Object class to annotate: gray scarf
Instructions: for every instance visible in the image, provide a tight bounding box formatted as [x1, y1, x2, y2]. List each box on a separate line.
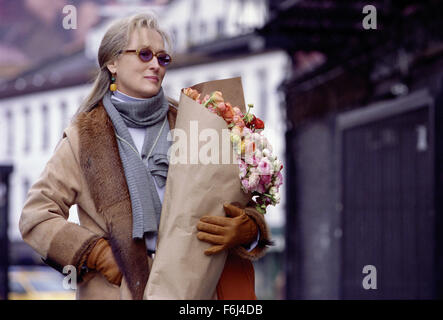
[102, 88, 170, 239]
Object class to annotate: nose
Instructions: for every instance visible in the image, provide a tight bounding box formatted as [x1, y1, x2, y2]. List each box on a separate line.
[148, 56, 161, 72]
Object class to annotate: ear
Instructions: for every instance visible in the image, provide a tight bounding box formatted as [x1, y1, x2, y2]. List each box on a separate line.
[106, 59, 118, 75]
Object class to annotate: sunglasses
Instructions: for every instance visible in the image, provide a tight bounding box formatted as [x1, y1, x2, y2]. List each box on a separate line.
[118, 47, 172, 67]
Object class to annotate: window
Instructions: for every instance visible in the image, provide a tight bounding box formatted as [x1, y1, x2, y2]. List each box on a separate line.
[186, 21, 192, 47]
[170, 27, 178, 48]
[5, 109, 13, 156]
[23, 107, 31, 154]
[23, 177, 30, 204]
[257, 68, 268, 121]
[60, 101, 68, 136]
[199, 21, 207, 42]
[217, 18, 225, 37]
[41, 104, 49, 151]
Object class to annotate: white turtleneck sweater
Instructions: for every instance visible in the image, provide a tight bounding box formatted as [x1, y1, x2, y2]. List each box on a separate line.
[112, 90, 259, 254]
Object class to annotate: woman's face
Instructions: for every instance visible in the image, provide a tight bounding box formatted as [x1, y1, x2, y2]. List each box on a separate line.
[107, 28, 167, 98]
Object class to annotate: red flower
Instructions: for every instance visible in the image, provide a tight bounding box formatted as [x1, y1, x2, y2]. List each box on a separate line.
[254, 117, 264, 129]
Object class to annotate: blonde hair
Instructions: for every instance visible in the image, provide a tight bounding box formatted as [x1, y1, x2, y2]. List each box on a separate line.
[74, 12, 173, 116]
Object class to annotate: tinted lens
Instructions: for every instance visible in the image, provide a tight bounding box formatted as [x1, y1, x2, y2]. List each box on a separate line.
[139, 48, 154, 62]
[157, 53, 171, 66]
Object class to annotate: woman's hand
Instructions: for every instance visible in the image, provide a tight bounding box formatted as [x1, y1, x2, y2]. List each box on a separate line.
[86, 238, 123, 286]
[196, 203, 258, 256]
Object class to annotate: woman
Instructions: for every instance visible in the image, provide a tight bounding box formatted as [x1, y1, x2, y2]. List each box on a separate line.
[19, 13, 271, 300]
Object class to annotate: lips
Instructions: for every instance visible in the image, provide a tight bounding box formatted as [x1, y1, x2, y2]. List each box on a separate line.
[144, 76, 159, 82]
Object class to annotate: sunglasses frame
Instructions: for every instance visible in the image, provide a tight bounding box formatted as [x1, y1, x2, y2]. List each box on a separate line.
[118, 47, 172, 66]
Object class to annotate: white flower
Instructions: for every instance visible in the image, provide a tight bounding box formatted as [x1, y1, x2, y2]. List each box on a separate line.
[273, 193, 281, 204]
[249, 167, 257, 175]
[252, 133, 262, 149]
[230, 133, 241, 144]
[269, 186, 278, 195]
[242, 127, 253, 138]
[248, 172, 260, 189]
[253, 132, 261, 140]
[257, 136, 269, 150]
[262, 148, 271, 158]
[231, 125, 242, 136]
[273, 159, 282, 172]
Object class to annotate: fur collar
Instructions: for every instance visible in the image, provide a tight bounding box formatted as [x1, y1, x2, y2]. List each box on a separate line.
[74, 100, 177, 299]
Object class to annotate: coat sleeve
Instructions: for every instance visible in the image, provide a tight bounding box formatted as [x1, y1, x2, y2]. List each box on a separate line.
[19, 132, 101, 275]
[231, 203, 273, 261]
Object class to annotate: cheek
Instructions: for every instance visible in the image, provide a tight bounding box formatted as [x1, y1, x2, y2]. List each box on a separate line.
[118, 63, 144, 84]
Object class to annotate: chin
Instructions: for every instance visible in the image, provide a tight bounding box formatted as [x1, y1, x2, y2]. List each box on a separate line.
[139, 87, 160, 98]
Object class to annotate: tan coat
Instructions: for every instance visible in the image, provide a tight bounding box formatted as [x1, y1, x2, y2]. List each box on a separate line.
[19, 98, 271, 300]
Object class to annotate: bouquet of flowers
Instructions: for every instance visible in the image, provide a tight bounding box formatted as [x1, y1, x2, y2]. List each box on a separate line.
[145, 77, 280, 300]
[183, 88, 283, 214]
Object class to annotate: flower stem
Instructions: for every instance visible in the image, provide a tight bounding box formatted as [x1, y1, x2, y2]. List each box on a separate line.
[243, 103, 253, 121]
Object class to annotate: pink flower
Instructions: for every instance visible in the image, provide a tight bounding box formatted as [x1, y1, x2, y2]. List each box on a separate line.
[202, 94, 211, 105]
[275, 172, 283, 187]
[245, 154, 259, 166]
[207, 104, 218, 114]
[248, 173, 260, 189]
[242, 127, 253, 138]
[256, 182, 266, 194]
[241, 179, 249, 191]
[233, 115, 245, 128]
[258, 158, 272, 175]
[233, 107, 243, 116]
[239, 160, 247, 178]
[260, 174, 272, 186]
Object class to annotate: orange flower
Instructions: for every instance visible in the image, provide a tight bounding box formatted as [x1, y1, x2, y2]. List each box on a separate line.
[233, 115, 245, 128]
[221, 102, 234, 123]
[183, 88, 201, 101]
[232, 106, 243, 117]
[212, 91, 224, 106]
[217, 102, 226, 112]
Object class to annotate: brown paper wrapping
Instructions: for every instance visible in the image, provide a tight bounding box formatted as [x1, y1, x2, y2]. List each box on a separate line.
[144, 77, 251, 299]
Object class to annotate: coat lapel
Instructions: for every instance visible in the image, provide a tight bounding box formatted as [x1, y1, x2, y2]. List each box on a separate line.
[75, 100, 178, 300]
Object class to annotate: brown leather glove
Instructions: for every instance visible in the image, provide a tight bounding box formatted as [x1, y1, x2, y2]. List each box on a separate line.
[86, 238, 123, 286]
[196, 202, 259, 256]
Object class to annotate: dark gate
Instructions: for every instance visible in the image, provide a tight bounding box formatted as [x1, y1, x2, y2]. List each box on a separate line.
[340, 103, 434, 299]
[0, 166, 12, 300]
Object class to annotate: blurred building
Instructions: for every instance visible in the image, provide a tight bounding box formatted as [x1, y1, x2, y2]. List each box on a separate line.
[257, 0, 443, 299]
[0, 165, 13, 299]
[0, 0, 288, 299]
